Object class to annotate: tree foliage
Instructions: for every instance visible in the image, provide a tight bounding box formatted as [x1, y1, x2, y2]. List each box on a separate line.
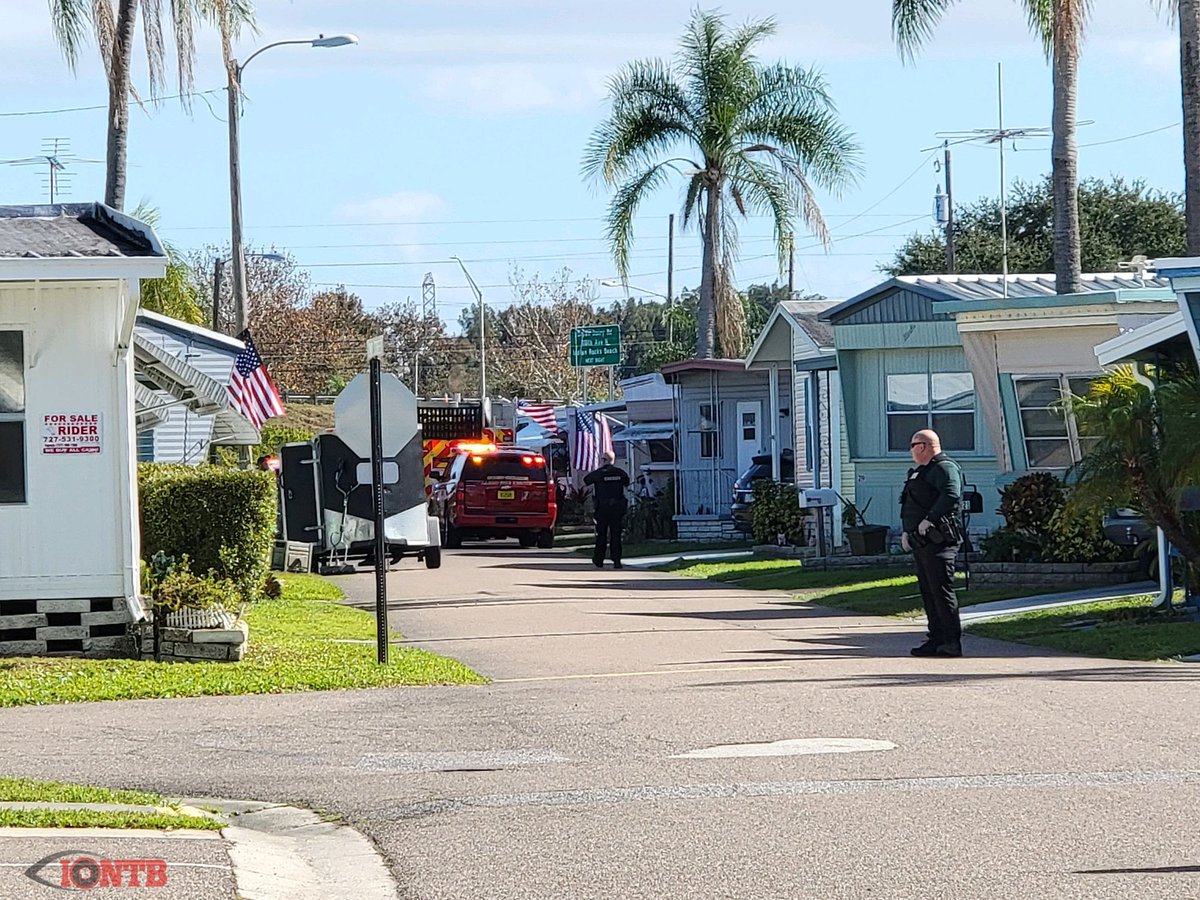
[886, 176, 1186, 276]
[48, 0, 256, 209]
[583, 9, 858, 358]
[1063, 367, 1200, 574]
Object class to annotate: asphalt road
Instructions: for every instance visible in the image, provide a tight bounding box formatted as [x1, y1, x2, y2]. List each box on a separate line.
[0, 543, 1198, 899]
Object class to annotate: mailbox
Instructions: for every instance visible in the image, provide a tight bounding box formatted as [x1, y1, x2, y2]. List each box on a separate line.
[798, 487, 839, 509]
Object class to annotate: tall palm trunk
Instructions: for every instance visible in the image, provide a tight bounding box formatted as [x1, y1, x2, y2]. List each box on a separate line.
[104, 0, 139, 211]
[1182, 0, 1200, 253]
[1051, 10, 1082, 295]
[697, 182, 720, 358]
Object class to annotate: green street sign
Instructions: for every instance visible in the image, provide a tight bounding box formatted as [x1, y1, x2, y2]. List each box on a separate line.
[570, 324, 621, 367]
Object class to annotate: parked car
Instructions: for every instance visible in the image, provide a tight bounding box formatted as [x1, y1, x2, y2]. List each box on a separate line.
[730, 449, 795, 533]
[429, 444, 557, 548]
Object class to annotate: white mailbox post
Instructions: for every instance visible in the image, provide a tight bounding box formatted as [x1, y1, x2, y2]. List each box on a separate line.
[0, 204, 167, 657]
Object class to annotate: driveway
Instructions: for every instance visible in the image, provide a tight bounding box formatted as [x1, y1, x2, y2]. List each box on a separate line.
[0, 545, 1197, 898]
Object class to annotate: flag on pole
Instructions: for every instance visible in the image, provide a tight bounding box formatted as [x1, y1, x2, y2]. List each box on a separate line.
[573, 408, 613, 472]
[229, 330, 285, 429]
[518, 402, 559, 433]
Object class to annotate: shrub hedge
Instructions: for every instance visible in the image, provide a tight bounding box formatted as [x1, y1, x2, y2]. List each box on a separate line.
[138, 464, 277, 601]
[751, 480, 807, 546]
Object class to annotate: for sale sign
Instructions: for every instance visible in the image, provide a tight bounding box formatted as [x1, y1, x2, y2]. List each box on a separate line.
[42, 413, 102, 454]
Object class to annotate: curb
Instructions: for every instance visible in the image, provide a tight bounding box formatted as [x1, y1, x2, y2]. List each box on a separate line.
[206, 800, 398, 900]
[0, 797, 399, 900]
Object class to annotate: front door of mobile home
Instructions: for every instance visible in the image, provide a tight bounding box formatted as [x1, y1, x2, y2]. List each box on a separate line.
[736, 400, 762, 477]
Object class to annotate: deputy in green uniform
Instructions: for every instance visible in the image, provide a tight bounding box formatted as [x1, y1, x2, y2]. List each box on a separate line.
[900, 429, 964, 658]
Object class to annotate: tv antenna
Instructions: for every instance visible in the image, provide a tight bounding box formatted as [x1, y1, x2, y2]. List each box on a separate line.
[0, 138, 103, 203]
[934, 64, 1051, 298]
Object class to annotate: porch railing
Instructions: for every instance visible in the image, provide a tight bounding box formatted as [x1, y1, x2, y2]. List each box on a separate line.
[675, 465, 739, 517]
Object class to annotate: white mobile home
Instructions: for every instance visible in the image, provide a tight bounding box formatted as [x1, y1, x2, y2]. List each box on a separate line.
[0, 204, 166, 657]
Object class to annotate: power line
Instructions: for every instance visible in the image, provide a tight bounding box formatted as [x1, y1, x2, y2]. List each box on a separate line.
[0, 88, 225, 119]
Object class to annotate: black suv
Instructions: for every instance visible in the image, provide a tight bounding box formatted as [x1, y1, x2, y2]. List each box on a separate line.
[731, 450, 795, 533]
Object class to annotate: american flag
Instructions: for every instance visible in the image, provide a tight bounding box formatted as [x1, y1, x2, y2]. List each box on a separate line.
[229, 330, 285, 429]
[573, 408, 613, 472]
[518, 402, 559, 433]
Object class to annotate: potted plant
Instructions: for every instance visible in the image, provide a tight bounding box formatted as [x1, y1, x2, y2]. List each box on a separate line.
[838, 495, 889, 556]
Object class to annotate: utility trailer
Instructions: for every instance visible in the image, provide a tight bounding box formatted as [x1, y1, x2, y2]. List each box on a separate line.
[277, 372, 441, 573]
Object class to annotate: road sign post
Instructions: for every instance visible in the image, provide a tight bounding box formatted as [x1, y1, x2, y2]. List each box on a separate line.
[366, 336, 388, 665]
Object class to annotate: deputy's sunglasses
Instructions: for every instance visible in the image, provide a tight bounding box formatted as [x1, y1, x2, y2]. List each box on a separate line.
[910, 440, 927, 448]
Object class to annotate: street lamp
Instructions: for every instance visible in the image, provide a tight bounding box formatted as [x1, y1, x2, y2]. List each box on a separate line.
[212, 252, 285, 334]
[451, 256, 486, 402]
[227, 32, 359, 333]
[601, 278, 675, 342]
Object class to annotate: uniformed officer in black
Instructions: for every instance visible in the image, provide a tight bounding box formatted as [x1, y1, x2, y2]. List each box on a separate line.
[900, 429, 964, 657]
[584, 451, 630, 569]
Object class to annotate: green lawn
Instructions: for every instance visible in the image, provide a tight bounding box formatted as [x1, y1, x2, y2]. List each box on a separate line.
[664, 558, 1056, 618]
[0, 777, 221, 830]
[969, 595, 1200, 660]
[0, 573, 484, 708]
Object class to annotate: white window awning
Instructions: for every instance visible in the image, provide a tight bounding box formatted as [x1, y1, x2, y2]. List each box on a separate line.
[132, 334, 259, 444]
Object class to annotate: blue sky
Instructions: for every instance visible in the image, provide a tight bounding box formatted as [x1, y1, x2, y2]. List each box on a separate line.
[0, 0, 1186, 327]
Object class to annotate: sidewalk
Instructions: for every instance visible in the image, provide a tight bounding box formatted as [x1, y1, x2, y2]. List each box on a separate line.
[0, 798, 398, 899]
[622, 549, 754, 569]
[961, 580, 1159, 624]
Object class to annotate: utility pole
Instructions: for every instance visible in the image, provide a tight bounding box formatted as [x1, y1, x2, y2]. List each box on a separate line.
[943, 141, 955, 273]
[788, 243, 795, 296]
[227, 72, 249, 333]
[212, 258, 224, 333]
[666, 214, 675, 343]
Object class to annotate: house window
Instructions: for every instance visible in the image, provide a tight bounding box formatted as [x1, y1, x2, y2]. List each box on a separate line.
[137, 429, 156, 463]
[1016, 375, 1096, 470]
[886, 371, 975, 452]
[699, 402, 720, 459]
[647, 439, 675, 463]
[0, 331, 26, 504]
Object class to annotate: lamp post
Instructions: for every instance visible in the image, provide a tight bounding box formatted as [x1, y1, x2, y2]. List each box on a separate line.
[451, 256, 486, 402]
[601, 278, 674, 342]
[227, 33, 358, 333]
[212, 252, 285, 334]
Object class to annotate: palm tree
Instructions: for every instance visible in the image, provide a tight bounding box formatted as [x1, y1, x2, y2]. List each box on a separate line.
[582, 10, 860, 358]
[892, 1, 1085, 295]
[1064, 367, 1200, 572]
[1177, 0, 1200, 253]
[48, 0, 254, 211]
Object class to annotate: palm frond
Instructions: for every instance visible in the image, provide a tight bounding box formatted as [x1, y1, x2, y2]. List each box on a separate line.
[728, 156, 796, 269]
[605, 161, 678, 279]
[91, 0, 117, 78]
[1023, 0, 1054, 56]
[680, 171, 706, 231]
[142, 0, 168, 99]
[48, 0, 93, 67]
[581, 61, 695, 185]
[891, 0, 959, 61]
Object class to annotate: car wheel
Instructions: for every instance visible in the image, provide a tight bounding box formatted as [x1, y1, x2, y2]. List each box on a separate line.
[536, 530, 554, 549]
[424, 547, 442, 569]
[444, 524, 462, 549]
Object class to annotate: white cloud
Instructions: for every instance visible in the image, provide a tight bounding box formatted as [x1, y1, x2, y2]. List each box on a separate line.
[335, 191, 449, 224]
[416, 64, 604, 115]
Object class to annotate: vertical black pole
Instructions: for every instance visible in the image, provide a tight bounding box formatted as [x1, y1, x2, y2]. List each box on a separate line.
[369, 356, 388, 664]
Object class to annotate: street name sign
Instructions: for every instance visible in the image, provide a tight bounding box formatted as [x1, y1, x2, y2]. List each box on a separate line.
[570, 324, 620, 367]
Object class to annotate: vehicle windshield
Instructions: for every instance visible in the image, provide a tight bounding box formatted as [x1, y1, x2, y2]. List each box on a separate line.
[460, 455, 546, 482]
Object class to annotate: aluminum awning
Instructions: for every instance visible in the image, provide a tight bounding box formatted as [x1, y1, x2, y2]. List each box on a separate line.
[132, 334, 259, 444]
[134, 382, 170, 432]
[616, 422, 676, 442]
